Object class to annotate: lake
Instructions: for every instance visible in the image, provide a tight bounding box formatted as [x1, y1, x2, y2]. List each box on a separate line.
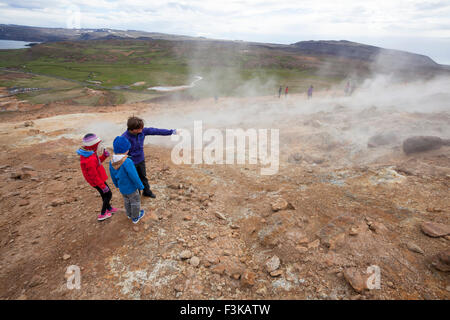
[0, 40, 38, 49]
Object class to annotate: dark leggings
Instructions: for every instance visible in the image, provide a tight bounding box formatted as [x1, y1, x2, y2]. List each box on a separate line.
[94, 182, 112, 214]
[135, 160, 151, 194]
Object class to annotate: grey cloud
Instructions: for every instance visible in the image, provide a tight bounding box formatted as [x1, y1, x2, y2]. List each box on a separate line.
[2, 0, 56, 9]
[415, 1, 450, 11]
[167, 2, 197, 11]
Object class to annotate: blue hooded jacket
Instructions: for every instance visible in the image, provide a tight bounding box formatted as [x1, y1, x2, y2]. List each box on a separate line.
[122, 127, 174, 165]
[109, 156, 144, 195]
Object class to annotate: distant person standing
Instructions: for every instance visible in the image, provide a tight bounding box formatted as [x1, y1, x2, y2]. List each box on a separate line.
[278, 86, 282, 98]
[349, 82, 356, 95]
[285, 86, 289, 98]
[307, 85, 313, 99]
[345, 81, 350, 96]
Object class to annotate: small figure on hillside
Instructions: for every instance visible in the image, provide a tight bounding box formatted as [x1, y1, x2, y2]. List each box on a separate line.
[76, 133, 117, 221]
[285, 86, 289, 98]
[349, 82, 356, 95]
[307, 85, 313, 99]
[121, 116, 177, 199]
[278, 86, 282, 98]
[345, 81, 350, 96]
[109, 136, 145, 224]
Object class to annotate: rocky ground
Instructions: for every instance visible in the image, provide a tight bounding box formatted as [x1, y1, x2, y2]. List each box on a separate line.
[0, 92, 449, 300]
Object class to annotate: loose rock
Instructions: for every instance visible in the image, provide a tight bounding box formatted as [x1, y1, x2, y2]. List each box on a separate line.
[270, 270, 283, 277]
[180, 250, 192, 260]
[271, 198, 294, 212]
[421, 222, 450, 238]
[207, 233, 218, 240]
[368, 221, 388, 234]
[240, 270, 256, 287]
[343, 268, 369, 293]
[215, 211, 227, 220]
[10, 172, 22, 179]
[406, 243, 424, 255]
[18, 200, 29, 207]
[147, 212, 159, 222]
[190, 256, 200, 267]
[21, 165, 35, 172]
[431, 249, 450, 272]
[29, 275, 45, 288]
[211, 264, 226, 275]
[141, 284, 153, 296]
[265, 255, 280, 273]
[256, 286, 267, 296]
[308, 239, 321, 249]
[174, 283, 184, 292]
[288, 153, 303, 164]
[296, 245, 308, 253]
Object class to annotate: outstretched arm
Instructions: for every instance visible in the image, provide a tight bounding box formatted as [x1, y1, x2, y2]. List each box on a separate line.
[143, 127, 175, 136]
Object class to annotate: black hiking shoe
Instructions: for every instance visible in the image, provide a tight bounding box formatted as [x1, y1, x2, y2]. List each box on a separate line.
[143, 191, 156, 198]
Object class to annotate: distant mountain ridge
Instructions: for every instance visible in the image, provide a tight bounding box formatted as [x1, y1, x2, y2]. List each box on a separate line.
[290, 40, 438, 68]
[0, 24, 202, 42]
[0, 24, 446, 71]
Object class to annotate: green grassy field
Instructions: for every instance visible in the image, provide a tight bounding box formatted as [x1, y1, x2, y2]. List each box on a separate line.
[0, 39, 362, 105]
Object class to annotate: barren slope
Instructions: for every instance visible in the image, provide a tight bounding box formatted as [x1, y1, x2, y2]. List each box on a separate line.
[0, 91, 449, 300]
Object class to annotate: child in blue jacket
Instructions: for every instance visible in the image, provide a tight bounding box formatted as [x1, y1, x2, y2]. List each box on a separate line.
[109, 136, 145, 224]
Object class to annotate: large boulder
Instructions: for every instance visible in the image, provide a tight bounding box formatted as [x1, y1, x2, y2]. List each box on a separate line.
[402, 136, 450, 154]
[367, 132, 399, 148]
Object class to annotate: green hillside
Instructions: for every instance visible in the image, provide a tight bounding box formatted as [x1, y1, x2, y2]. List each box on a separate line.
[0, 39, 371, 105]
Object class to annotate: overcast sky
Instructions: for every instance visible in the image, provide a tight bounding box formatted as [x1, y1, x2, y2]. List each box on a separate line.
[1, 0, 449, 64]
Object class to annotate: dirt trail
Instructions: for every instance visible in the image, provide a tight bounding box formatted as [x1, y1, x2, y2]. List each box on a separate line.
[0, 95, 449, 300]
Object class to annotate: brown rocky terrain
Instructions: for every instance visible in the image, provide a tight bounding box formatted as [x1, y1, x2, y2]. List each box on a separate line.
[0, 89, 449, 300]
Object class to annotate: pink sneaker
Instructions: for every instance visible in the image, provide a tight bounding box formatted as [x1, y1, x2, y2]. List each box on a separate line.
[106, 207, 118, 214]
[98, 212, 112, 221]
